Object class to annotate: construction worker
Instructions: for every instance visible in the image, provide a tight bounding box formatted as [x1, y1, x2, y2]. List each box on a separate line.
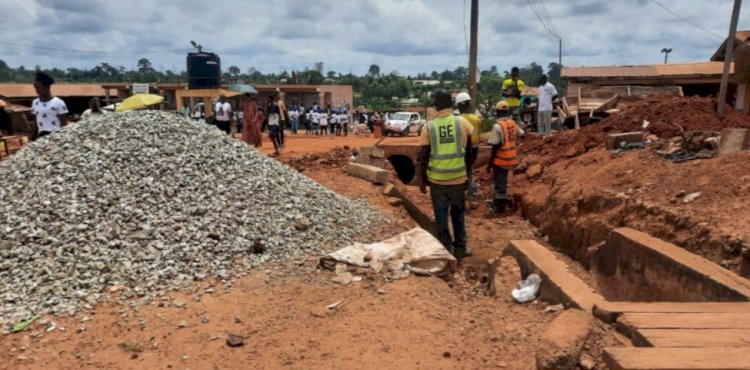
[501, 67, 525, 123]
[487, 101, 525, 216]
[418, 90, 474, 259]
[455, 92, 482, 200]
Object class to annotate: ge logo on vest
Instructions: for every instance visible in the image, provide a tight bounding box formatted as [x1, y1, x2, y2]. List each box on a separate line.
[439, 125, 455, 144]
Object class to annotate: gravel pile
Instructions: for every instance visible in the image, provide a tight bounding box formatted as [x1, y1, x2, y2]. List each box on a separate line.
[0, 111, 387, 327]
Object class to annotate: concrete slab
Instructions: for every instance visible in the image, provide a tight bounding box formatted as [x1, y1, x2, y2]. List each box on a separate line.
[591, 228, 750, 302]
[347, 163, 388, 185]
[503, 240, 606, 313]
[605, 132, 644, 150]
[594, 302, 750, 324]
[718, 128, 750, 155]
[638, 329, 750, 347]
[603, 347, 750, 370]
[536, 309, 592, 370]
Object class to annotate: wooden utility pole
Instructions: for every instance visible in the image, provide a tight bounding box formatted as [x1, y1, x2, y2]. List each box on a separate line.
[719, 0, 742, 119]
[558, 38, 562, 67]
[468, 0, 479, 112]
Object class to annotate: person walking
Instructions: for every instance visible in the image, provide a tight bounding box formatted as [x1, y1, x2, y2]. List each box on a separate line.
[501, 67, 525, 123]
[418, 90, 474, 260]
[486, 101, 525, 216]
[31, 72, 68, 139]
[213, 94, 232, 134]
[241, 94, 262, 148]
[455, 92, 482, 200]
[275, 95, 288, 146]
[536, 74, 558, 137]
[289, 107, 300, 134]
[267, 95, 282, 155]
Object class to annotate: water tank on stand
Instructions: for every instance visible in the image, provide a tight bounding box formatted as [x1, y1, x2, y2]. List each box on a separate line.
[187, 52, 221, 89]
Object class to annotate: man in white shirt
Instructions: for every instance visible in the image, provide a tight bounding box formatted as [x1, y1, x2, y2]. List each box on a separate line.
[213, 95, 232, 134]
[32, 72, 68, 139]
[536, 74, 558, 137]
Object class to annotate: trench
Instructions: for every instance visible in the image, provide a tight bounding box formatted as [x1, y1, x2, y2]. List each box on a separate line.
[379, 145, 750, 302]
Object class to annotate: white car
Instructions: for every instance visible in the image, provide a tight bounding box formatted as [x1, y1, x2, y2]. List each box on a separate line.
[383, 112, 424, 136]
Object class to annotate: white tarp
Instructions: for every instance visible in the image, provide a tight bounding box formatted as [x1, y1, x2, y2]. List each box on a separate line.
[320, 227, 456, 280]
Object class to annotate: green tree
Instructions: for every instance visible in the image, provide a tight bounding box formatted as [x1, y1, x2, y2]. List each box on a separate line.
[137, 58, 153, 74]
[368, 64, 380, 77]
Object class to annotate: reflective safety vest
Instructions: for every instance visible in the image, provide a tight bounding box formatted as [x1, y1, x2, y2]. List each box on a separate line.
[427, 115, 466, 181]
[493, 118, 518, 168]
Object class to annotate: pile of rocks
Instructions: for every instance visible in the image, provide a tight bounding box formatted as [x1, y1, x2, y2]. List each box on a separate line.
[0, 111, 387, 327]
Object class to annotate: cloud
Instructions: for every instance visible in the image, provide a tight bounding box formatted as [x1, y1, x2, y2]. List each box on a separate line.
[1, 0, 749, 76]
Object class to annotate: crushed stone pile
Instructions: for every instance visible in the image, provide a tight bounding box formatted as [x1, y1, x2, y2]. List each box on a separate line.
[0, 111, 388, 328]
[520, 95, 750, 165]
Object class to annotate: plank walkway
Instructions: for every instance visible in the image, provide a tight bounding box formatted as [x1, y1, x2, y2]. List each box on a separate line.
[601, 303, 750, 369]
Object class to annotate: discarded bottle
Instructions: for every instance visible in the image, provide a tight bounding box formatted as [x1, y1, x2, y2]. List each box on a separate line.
[511, 274, 542, 303]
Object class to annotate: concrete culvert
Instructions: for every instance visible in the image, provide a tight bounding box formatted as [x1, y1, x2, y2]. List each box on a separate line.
[388, 155, 416, 184]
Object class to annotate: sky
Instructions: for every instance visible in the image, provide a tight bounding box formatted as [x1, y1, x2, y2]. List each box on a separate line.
[1, 0, 749, 76]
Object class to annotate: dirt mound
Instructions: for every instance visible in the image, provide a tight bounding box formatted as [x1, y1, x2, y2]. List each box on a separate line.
[284, 146, 353, 172]
[520, 95, 750, 166]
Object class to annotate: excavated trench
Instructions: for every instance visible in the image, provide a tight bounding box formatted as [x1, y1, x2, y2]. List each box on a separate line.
[385, 154, 750, 303]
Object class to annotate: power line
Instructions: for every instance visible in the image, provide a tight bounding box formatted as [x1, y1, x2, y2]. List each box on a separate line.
[527, 0, 559, 41]
[0, 41, 191, 55]
[537, 0, 559, 36]
[650, 0, 724, 40]
[463, 0, 470, 59]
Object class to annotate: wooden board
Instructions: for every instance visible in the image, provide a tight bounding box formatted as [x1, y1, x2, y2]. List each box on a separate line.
[596, 302, 750, 318]
[604, 347, 750, 370]
[622, 312, 750, 329]
[638, 329, 750, 347]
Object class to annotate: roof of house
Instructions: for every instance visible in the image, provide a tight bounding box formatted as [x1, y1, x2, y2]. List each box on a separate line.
[711, 30, 750, 61]
[0, 83, 107, 99]
[562, 62, 733, 80]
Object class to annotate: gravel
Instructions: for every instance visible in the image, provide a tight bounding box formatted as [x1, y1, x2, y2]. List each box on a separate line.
[0, 111, 387, 327]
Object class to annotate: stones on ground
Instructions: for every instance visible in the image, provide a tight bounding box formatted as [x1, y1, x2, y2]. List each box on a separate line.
[332, 273, 353, 285]
[310, 307, 330, 318]
[294, 218, 313, 231]
[579, 354, 595, 370]
[0, 111, 387, 327]
[387, 197, 403, 207]
[234, 316, 243, 324]
[544, 304, 565, 313]
[682, 192, 702, 203]
[535, 309, 593, 370]
[526, 164, 543, 179]
[178, 320, 188, 329]
[675, 190, 687, 198]
[226, 334, 245, 347]
[201, 316, 209, 324]
[377, 289, 386, 295]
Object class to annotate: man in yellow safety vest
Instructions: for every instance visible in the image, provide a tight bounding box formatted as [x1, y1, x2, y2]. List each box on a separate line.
[418, 90, 474, 260]
[487, 101, 525, 216]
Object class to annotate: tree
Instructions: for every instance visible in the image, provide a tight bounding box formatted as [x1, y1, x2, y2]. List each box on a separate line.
[326, 70, 337, 80]
[313, 62, 324, 74]
[137, 58, 153, 74]
[368, 64, 380, 77]
[228, 65, 241, 81]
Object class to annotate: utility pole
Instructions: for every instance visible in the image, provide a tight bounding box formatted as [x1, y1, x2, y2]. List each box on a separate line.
[719, 0, 742, 119]
[661, 48, 673, 64]
[558, 38, 562, 67]
[468, 0, 478, 112]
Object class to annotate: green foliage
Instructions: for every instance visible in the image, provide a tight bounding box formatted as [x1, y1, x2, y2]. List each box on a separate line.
[0, 59, 565, 111]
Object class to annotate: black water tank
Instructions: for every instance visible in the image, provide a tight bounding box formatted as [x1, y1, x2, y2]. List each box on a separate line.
[187, 52, 221, 89]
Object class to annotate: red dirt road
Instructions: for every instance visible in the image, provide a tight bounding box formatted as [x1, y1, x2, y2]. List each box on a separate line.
[0, 134, 621, 370]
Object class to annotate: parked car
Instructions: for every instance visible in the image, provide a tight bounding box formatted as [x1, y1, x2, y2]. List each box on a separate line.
[383, 112, 424, 136]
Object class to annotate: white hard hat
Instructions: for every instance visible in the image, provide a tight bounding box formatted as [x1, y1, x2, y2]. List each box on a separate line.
[455, 92, 471, 104]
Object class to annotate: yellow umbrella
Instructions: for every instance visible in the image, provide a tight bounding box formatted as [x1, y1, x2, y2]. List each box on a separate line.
[116, 94, 164, 112]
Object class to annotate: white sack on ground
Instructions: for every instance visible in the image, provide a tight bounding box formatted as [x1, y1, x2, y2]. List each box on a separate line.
[320, 228, 456, 279]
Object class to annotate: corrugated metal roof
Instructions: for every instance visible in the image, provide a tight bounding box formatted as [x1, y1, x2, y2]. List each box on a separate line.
[0, 84, 107, 99]
[562, 62, 733, 79]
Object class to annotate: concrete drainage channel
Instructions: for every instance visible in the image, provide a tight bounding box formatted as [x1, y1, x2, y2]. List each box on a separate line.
[350, 144, 750, 369]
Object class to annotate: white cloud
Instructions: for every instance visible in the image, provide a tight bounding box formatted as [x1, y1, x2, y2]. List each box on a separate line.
[0, 0, 748, 76]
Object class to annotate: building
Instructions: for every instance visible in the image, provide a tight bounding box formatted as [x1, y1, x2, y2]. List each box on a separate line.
[561, 30, 750, 112]
[0, 83, 108, 116]
[99, 83, 353, 113]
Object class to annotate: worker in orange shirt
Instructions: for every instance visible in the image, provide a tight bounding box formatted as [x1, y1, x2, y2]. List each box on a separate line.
[486, 101, 525, 216]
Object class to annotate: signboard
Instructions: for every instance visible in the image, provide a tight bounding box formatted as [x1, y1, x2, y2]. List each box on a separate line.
[132, 83, 150, 95]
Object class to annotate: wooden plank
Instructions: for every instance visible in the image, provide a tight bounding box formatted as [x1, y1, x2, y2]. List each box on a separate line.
[594, 94, 620, 112]
[595, 302, 750, 322]
[622, 313, 750, 329]
[638, 329, 750, 347]
[561, 97, 570, 116]
[604, 347, 750, 370]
